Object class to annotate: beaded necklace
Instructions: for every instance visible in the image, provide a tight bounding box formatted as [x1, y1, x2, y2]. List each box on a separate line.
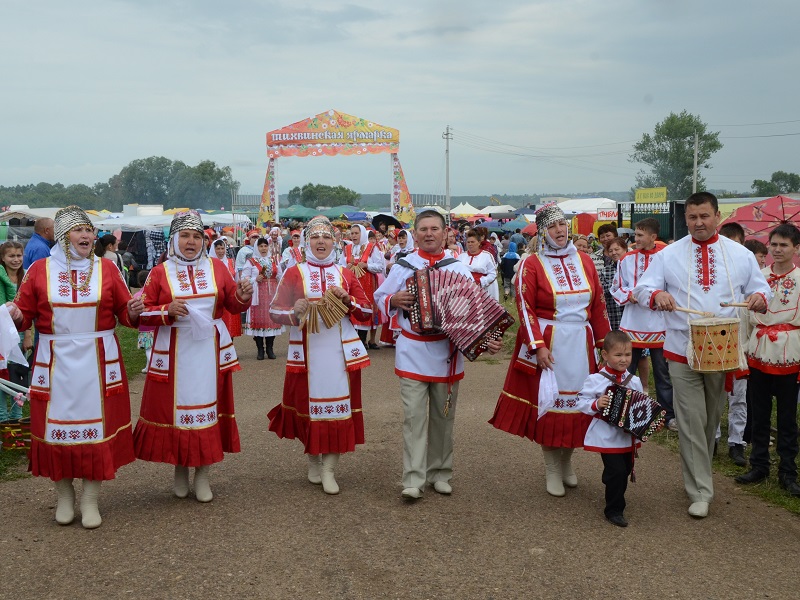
[64, 243, 95, 293]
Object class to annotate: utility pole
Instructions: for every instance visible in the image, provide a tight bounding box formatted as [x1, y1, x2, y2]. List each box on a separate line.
[442, 125, 452, 224]
[692, 131, 699, 194]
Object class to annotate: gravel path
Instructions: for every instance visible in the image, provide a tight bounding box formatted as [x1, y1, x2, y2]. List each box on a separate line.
[2, 335, 798, 600]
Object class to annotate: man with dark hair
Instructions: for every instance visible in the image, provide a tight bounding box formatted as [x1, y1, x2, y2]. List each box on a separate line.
[375, 210, 502, 500]
[719, 222, 745, 245]
[23, 217, 55, 269]
[737, 223, 800, 497]
[591, 223, 618, 272]
[634, 192, 771, 518]
[611, 217, 676, 430]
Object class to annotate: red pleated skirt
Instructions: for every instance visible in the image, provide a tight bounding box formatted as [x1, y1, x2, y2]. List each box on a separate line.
[488, 335, 591, 448]
[133, 368, 241, 467]
[28, 382, 135, 481]
[267, 370, 364, 455]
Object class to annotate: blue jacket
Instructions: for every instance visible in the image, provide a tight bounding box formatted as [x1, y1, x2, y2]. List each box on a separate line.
[23, 233, 53, 269]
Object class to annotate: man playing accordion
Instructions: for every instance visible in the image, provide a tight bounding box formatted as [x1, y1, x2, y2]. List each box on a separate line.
[375, 210, 502, 500]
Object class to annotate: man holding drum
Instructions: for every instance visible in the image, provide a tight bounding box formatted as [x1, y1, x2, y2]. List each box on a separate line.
[634, 192, 771, 519]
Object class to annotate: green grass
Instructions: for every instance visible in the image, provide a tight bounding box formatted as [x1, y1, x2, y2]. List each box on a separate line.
[0, 324, 146, 481]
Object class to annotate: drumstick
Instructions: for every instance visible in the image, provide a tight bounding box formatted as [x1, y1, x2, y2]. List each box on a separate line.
[720, 301, 749, 308]
[674, 306, 715, 317]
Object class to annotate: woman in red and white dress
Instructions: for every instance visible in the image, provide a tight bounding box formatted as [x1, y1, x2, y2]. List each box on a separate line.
[345, 224, 385, 349]
[268, 216, 371, 495]
[9, 206, 144, 529]
[212, 238, 242, 338]
[241, 237, 284, 360]
[489, 204, 610, 497]
[457, 229, 500, 301]
[133, 210, 252, 503]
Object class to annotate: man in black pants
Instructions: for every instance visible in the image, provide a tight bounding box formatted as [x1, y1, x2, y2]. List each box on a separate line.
[736, 223, 800, 496]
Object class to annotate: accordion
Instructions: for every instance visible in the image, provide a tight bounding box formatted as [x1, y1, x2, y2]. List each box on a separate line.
[601, 384, 666, 441]
[405, 267, 515, 361]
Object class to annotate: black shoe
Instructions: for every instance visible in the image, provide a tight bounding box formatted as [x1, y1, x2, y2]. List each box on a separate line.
[734, 469, 768, 485]
[778, 476, 800, 497]
[265, 337, 276, 360]
[606, 514, 628, 528]
[728, 444, 747, 467]
[255, 337, 265, 360]
[368, 343, 380, 350]
[713, 440, 718, 456]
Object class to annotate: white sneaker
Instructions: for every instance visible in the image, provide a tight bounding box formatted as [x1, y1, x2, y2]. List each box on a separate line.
[667, 418, 679, 432]
[688, 501, 709, 518]
[401, 487, 423, 499]
[432, 481, 452, 495]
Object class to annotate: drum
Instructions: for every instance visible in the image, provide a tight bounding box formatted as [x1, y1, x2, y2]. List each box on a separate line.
[688, 317, 741, 372]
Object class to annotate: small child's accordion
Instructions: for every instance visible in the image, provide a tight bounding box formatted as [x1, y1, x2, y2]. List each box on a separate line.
[404, 267, 515, 361]
[602, 384, 666, 441]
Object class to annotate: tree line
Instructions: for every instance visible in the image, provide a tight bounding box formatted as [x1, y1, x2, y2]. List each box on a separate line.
[0, 156, 238, 212]
[631, 110, 800, 200]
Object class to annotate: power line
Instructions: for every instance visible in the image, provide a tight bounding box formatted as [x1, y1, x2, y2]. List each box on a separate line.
[721, 132, 800, 139]
[711, 118, 800, 127]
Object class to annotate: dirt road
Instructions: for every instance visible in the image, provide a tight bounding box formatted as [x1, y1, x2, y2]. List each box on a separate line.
[2, 336, 798, 599]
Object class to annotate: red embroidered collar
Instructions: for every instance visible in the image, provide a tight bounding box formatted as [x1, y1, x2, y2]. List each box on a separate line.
[418, 249, 446, 266]
[691, 232, 719, 246]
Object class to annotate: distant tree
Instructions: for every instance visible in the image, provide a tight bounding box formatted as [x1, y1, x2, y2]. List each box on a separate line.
[287, 186, 302, 205]
[297, 183, 360, 208]
[629, 111, 722, 201]
[752, 171, 800, 196]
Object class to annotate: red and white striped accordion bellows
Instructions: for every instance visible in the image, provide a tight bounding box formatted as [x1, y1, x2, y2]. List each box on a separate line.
[405, 268, 515, 361]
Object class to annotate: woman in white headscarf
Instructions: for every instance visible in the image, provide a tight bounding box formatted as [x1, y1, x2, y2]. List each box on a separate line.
[489, 203, 610, 498]
[133, 210, 253, 504]
[8, 206, 144, 529]
[344, 224, 385, 348]
[268, 216, 372, 494]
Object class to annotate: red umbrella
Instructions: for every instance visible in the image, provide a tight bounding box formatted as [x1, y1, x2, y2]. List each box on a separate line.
[521, 222, 537, 236]
[720, 195, 800, 243]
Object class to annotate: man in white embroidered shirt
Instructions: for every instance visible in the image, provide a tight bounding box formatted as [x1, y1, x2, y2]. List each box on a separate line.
[374, 210, 502, 500]
[634, 192, 771, 519]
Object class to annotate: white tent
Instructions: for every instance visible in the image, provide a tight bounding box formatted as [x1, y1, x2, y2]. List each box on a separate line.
[556, 197, 616, 216]
[0, 206, 104, 224]
[479, 204, 516, 213]
[415, 205, 448, 215]
[95, 213, 251, 231]
[450, 202, 484, 217]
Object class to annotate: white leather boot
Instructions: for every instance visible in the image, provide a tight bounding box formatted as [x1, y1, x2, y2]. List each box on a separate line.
[174, 465, 190, 498]
[542, 448, 565, 497]
[193, 466, 213, 503]
[560, 447, 578, 488]
[307, 454, 322, 485]
[54, 478, 75, 525]
[80, 479, 102, 529]
[320, 453, 340, 495]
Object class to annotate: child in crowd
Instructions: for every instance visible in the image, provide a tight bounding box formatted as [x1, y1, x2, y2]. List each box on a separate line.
[499, 242, 520, 300]
[576, 330, 644, 527]
[744, 239, 768, 269]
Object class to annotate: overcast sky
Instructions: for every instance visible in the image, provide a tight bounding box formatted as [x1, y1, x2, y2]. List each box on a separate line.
[2, 0, 799, 200]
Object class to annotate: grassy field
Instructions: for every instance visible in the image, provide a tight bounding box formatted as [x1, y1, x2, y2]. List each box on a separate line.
[0, 325, 145, 482]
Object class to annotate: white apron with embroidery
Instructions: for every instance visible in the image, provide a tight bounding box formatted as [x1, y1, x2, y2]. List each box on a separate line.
[520, 253, 597, 414]
[287, 262, 367, 420]
[145, 259, 238, 430]
[31, 259, 123, 444]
